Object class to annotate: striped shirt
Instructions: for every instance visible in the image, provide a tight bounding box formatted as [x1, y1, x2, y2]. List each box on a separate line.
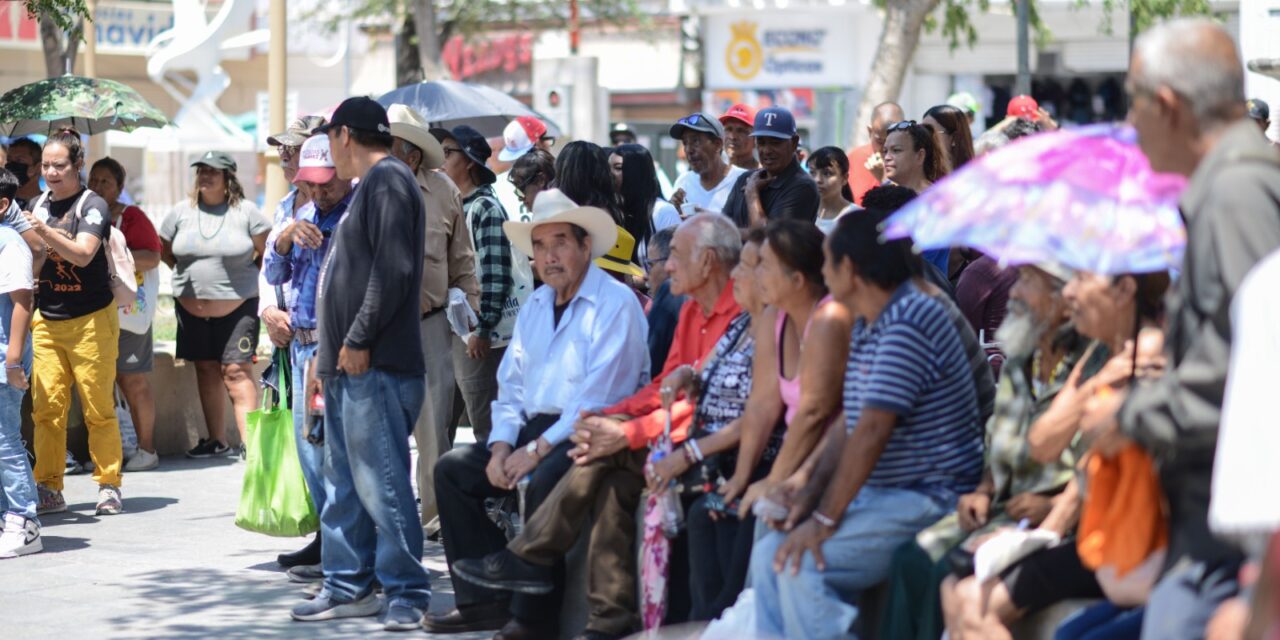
[844, 281, 984, 492]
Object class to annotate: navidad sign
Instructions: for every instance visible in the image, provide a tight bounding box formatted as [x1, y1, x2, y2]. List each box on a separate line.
[705, 11, 860, 89]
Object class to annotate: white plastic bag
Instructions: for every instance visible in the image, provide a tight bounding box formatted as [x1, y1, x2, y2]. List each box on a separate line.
[702, 589, 759, 639]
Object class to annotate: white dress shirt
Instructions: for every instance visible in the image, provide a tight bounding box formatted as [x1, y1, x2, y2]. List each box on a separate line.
[489, 263, 651, 448]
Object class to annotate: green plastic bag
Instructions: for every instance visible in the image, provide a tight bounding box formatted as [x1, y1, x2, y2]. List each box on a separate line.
[235, 350, 319, 537]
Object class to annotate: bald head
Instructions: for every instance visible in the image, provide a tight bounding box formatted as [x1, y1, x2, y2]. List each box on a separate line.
[872, 102, 907, 130]
[1131, 19, 1244, 129]
[868, 102, 907, 153]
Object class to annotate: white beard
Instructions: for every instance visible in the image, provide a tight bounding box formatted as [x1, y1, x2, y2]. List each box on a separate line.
[996, 301, 1048, 360]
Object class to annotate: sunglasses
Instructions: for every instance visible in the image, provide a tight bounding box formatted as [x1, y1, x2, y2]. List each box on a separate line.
[887, 120, 920, 133]
[678, 114, 708, 127]
[279, 145, 301, 161]
[509, 172, 543, 200]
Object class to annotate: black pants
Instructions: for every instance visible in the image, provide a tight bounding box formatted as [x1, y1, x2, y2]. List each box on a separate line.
[434, 413, 574, 621]
[686, 493, 757, 620]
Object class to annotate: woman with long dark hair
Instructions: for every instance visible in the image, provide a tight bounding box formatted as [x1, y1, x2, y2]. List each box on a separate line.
[923, 105, 977, 173]
[610, 144, 680, 264]
[552, 141, 622, 223]
[883, 121, 950, 275]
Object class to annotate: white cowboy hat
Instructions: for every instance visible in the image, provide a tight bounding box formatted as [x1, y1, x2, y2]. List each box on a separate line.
[503, 189, 617, 260]
[386, 104, 446, 170]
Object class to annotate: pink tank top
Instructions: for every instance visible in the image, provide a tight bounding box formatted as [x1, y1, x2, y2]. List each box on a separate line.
[775, 295, 833, 425]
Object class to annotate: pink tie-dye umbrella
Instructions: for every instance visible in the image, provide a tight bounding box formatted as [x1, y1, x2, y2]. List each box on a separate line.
[640, 412, 680, 631]
[882, 124, 1187, 275]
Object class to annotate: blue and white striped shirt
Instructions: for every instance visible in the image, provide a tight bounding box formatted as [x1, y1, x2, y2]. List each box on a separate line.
[844, 281, 984, 492]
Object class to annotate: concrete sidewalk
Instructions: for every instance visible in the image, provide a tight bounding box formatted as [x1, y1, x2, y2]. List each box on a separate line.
[5, 455, 490, 639]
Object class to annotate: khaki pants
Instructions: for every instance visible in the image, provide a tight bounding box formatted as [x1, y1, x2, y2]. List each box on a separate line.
[32, 304, 122, 491]
[509, 448, 647, 636]
[414, 311, 456, 526]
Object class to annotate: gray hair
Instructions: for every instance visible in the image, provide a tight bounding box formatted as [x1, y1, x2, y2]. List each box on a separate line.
[974, 129, 1010, 156]
[1133, 18, 1244, 129]
[650, 226, 677, 261]
[684, 212, 741, 269]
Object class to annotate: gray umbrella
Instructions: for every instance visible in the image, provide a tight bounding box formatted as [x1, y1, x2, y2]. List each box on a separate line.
[377, 80, 562, 139]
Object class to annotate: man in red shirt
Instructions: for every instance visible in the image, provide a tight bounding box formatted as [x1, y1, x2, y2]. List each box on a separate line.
[453, 213, 743, 640]
[847, 102, 905, 205]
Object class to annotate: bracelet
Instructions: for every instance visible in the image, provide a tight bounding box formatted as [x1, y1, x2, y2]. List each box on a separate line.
[682, 442, 697, 466]
[4, 363, 21, 370]
[688, 438, 705, 462]
[812, 510, 838, 529]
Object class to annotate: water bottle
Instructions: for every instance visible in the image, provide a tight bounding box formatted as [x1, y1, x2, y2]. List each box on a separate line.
[305, 391, 325, 445]
[512, 475, 531, 536]
[659, 488, 683, 538]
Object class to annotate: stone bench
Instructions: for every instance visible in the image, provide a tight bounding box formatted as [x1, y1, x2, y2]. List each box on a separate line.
[22, 348, 268, 461]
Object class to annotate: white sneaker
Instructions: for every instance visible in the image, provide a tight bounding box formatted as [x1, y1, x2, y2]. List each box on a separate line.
[125, 449, 160, 472]
[0, 513, 42, 558]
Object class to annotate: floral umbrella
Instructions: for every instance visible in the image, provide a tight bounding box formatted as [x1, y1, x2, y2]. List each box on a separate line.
[882, 124, 1188, 275]
[0, 75, 170, 137]
[640, 412, 678, 631]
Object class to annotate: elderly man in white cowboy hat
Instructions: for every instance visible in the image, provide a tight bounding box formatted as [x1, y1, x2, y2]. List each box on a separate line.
[386, 103, 481, 535]
[426, 188, 650, 637]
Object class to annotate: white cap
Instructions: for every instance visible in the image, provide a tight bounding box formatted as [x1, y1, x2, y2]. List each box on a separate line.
[497, 116, 546, 162]
[293, 135, 335, 184]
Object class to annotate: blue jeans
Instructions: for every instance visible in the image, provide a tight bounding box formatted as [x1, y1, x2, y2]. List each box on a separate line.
[0, 384, 35, 521]
[289, 340, 325, 516]
[1139, 558, 1239, 640]
[750, 485, 955, 638]
[319, 369, 429, 608]
[1056, 602, 1144, 640]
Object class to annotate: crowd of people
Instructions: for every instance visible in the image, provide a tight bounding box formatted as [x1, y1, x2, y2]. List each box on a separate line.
[0, 15, 1276, 640]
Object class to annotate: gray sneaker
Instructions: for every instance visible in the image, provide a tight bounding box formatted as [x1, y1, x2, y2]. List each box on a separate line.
[36, 485, 66, 515]
[383, 602, 424, 632]
[290, 591, 381, 622]
[95, 484, 123, 516]
[287, 563, 324, 583]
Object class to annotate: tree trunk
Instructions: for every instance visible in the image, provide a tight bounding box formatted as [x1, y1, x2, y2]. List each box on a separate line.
[39, 14, 65, 77]
[396, 13, 424, 86]
[851, 0, 939, 146]
[411, 0, 449, 81]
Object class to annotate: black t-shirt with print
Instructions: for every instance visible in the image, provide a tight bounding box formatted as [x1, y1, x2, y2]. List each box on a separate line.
[34, 188, 114, 320]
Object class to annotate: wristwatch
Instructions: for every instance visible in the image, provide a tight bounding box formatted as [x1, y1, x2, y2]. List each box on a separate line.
[525, 440, 540, 458]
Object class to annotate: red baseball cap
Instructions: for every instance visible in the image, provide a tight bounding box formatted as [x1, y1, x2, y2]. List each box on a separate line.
[498, 116, 548, 161]
[1007, 95, 1039, 119]
[719, 103, 756, 128]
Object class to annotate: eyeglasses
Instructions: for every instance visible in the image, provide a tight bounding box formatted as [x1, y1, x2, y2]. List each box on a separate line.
[278, 145, 301, 161]
[644, 256, 668, 272]
[509, 173, 543, 200]
[887, 120, 919, 133]
[442, 147, 464, 158]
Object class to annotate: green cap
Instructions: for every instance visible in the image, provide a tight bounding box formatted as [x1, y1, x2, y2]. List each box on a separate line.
[191, 151, 237, 173]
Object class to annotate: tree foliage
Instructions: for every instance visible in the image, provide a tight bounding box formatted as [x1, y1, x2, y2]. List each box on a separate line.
[22, 0, 89, 34]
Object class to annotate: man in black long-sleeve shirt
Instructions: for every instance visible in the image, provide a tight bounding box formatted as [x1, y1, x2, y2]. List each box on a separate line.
[290, 97, 432, 631]
[721, 106, 820, 228]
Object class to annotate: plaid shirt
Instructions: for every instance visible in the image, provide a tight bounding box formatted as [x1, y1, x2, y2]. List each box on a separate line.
[463, 184, 513, 337]
[263, 193, 352, 330]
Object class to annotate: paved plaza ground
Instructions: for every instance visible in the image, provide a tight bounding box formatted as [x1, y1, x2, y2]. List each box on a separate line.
[7, 452, 493, 639]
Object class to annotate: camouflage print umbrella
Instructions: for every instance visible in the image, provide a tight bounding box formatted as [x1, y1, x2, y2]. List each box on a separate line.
[0, 75, 169, 137]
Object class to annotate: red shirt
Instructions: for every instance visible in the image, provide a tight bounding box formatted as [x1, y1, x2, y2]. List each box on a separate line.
[847, 144, 879, 206]
[606, 282, 743, 449]
[115, 205, 161, 253]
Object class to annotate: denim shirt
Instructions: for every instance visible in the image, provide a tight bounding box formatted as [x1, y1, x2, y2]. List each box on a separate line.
[263, 193, 352, 330]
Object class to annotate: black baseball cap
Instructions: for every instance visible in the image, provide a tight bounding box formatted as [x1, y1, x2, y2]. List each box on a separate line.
[314, 97, 391, 136]
[669, 112, 725, 141]
[430, 125, 497, 186]
[191, 150, 237, 172]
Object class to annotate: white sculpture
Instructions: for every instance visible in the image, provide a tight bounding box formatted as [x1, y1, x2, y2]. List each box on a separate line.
[145, 0, 265, 142]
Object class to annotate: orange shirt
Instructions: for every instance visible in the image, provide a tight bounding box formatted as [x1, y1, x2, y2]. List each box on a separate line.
[847, 144, 880, 206]
[606, 282, 743, 450]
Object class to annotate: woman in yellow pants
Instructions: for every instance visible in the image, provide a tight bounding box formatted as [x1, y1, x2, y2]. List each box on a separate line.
[20, 128, 123, 516]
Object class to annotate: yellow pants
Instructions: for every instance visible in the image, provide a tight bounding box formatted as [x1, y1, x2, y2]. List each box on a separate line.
[32, 304, 122, 491]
